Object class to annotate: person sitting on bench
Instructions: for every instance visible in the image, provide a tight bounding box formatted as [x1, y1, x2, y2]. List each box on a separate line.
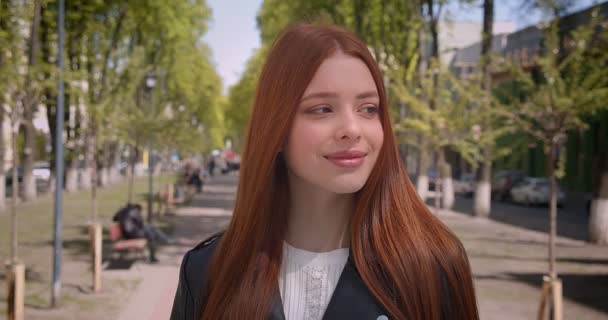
[112, 203, 171, 263]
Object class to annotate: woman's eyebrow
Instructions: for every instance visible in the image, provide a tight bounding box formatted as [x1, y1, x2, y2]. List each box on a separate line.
[300, 92, 337, 102]
[300, 90, 378, 102]
[355, 91, 379, 100]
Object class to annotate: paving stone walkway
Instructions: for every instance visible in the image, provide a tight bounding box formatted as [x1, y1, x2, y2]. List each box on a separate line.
[116, 175, 608, 320]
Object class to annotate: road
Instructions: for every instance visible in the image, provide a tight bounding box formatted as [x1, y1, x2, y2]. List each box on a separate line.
[447, 194, 590, 241]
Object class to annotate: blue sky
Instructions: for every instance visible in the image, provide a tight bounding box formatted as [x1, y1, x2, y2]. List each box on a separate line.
[203, 0, 600, 94]
[203, 0, 264, 94]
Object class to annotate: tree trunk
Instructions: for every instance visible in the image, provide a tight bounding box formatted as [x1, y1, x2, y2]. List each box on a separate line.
[353, 0, 364, 35]
[80, 169, 92, 189]
[590, 152, 608, 244]
[98, 142, 110, 186]
[547, 142, 559, 280]
[48, 174, 55, 193]
[0, 172, 5, 212]
[10, 117, 19, 262]
[41, 5, 57, 192]
[415, 5, 430, 202]
[80, 133, 94, 189]
[474, 0, 494, 218]
[65, 158, 79, 192]
[426, 0, 440, 64]
[481, 0, 494, 67]
[22, 124, 37, 201]
[99, 167, 109, 186]
[0, 0, 8, 211]
[425, 0, 445, 208]
[22, 0, 43, 201]
[474, 148, 492, 217]
[439, 149, 454, 209]
[110, 143, 122, 183]
[416, 137, 431, 201]
[0, 100, 6, 212]
[127, 144, 139, 203]
[91, 130, 98, 222]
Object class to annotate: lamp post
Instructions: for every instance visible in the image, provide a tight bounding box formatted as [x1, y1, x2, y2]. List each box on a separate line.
[145, 72, 156, 223]
[51, 0, 65, 308]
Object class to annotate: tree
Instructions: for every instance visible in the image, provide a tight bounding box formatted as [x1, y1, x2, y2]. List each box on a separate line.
[102, 0, 220, 202]
[0, 0, 44, 203]
[416, 0, 447, 206]
[225, 48, 266, 148]
[392, 64, 482, 212]
[1, 3, 28, 317]
[590, 146, 608, 244]
[0, 0, 14, 211]
[21, 0, 42, 201]
[498, 5, 608, 280]
[473, 0, 495, 217]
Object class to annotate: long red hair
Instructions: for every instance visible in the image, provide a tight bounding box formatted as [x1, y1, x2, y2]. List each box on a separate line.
[202, 23, 478, 320]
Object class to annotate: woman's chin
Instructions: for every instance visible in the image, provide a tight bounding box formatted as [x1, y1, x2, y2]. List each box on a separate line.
[324, 179, 367, 194]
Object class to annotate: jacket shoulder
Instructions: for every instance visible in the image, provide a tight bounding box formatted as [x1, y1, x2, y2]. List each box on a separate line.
[192, 231, 223, 252]
[184, 231, 223, 276]
[170, 231, 223, 320]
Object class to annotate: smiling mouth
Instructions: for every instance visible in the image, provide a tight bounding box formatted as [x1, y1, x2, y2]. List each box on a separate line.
[324, 153, 367, 169]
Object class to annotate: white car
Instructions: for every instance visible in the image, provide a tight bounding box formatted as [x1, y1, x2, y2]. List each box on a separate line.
[32, 162, 51, 182]
[454, 174, 476, 197]
[510, 177, 565, 206]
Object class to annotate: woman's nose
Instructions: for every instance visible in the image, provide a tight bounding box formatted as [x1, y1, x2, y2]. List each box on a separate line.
[334, 111, 361, 142]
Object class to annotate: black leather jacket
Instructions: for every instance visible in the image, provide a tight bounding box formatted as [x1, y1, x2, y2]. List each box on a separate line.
[170, 233, 453, 320]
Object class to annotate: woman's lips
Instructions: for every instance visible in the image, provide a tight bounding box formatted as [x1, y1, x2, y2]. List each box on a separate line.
[324, 151, 367, 168]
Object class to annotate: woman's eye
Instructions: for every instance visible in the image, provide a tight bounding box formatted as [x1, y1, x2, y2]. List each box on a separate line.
[361, 105, 379, 114]
[310, 106, 332, 114]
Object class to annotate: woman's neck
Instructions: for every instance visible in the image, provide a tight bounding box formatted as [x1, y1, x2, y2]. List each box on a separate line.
[285, 174, 354, 253]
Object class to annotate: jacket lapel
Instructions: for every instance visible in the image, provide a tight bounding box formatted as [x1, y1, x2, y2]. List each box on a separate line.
[321, 257, 388, 319]
[268, 287, 286, 320]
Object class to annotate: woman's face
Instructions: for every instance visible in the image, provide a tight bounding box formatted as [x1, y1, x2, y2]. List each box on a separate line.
[284, 51, 384, 194]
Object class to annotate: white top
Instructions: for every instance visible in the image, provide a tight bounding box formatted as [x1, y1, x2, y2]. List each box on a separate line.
[278, 242, 349, 320]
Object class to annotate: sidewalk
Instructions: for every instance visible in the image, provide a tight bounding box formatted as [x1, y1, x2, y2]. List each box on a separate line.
[115, 177, 608, 320]
[435, 208, 608, 320]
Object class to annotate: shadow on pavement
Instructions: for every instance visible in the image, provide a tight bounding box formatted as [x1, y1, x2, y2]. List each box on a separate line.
[460, 236, 582, 248]
[105, 258, 137, 270]
[443, 197, 589, 242]
[557, 258, 608, 265]
[469, 252, 608, 264]
[508, 272, 608, 315]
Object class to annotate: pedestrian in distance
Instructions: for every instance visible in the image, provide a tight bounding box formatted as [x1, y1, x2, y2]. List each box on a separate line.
[170, 23, 479, 320]
[208, 156, 216, 176]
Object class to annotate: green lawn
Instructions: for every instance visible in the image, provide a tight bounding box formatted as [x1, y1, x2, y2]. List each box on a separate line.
[0, 175, 175, 259]
[0, 174, 175, 317]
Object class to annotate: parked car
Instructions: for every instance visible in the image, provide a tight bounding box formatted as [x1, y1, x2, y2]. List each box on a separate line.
[32, 161, 51, 182]
[510, 177, 565, 206]
[454, 173, 476, 197]
[492, 170, 526, 201]
[5, 162, 51, 195]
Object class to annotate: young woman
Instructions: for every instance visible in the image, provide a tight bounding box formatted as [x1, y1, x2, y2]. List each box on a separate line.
[170, 23, 478, 320]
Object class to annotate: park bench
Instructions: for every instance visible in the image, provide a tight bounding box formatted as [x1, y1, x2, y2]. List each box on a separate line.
[108, 223, 148, 260]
